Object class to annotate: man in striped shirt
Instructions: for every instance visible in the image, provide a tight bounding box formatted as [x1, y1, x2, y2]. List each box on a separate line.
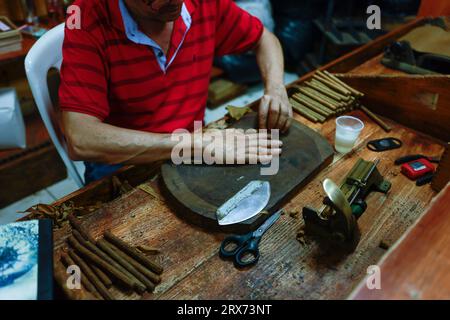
[60, 0, 291, 183]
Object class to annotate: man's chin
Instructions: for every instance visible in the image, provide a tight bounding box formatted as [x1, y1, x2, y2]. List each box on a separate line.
[160, 10, 182, 22]
[157, 4, 183, 21]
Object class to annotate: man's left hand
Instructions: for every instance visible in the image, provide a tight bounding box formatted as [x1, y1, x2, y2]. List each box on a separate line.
[258, 85, 293, 133]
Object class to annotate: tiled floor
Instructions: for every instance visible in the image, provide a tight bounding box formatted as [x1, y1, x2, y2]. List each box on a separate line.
[0, 161, 85, 225]
[0, 72, 298, 225]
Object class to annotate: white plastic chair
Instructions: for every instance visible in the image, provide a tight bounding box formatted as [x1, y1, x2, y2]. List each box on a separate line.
[25, 23, 84, 187]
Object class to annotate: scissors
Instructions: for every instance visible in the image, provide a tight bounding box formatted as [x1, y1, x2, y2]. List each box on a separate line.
[219, 209, 282, 268]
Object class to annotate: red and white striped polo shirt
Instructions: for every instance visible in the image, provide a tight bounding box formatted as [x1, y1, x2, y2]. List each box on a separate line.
[59, 0, 264, 133]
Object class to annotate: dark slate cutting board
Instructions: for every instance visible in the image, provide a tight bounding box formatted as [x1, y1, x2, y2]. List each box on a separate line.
[161, 112, 334, 233]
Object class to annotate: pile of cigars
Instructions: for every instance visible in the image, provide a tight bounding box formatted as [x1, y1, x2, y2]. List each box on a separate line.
[289, 70, 392, 132]
[59, 215, 163, 300]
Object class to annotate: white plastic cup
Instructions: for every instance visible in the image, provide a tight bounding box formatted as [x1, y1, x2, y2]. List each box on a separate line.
[335, 116, 364, 154]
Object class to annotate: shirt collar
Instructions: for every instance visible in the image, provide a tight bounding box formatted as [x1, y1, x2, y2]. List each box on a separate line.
[109, 0, 197, 33]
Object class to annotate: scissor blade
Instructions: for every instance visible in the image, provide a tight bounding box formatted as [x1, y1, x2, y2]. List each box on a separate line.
[217, 181, 270, 226]
[253, 209, 282, 237]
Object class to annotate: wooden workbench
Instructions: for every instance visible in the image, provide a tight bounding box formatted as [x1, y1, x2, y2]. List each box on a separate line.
[351, 183, 450, 299]
[45, 18, 448, 299]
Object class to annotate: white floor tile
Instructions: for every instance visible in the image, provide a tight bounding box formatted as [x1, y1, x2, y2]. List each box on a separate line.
[46, 177, 80, 200]
[0, 189, 55, 225]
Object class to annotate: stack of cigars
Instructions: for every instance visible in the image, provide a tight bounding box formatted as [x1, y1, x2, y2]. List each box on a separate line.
[289, 70, 365, 123]
[58, 215, 163, 300]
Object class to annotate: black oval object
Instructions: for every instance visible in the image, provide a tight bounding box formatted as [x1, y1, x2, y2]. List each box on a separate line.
[367, 137, 403, 152]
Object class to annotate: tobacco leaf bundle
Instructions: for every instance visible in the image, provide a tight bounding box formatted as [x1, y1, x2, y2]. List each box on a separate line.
[21, 201, 103, 228]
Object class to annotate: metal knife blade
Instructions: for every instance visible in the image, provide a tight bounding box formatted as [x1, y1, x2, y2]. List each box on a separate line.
[216, 180, 270, 226]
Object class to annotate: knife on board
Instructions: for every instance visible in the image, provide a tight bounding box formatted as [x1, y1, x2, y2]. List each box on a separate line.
[216, 180, 270, 226]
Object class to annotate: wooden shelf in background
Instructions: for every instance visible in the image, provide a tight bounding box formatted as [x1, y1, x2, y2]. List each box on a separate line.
[0, 20, 63, 65]
[0, 35, 36, 65]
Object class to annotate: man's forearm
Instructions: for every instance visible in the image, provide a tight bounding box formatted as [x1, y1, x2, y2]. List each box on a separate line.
[255, 28, 285, 93]
[254, 28, 292, 131]
[63, 111, 185, 164]
[62, 111, 282, 166]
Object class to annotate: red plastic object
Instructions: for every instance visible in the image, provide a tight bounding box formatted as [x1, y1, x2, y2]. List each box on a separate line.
[401, 158, 435, 180]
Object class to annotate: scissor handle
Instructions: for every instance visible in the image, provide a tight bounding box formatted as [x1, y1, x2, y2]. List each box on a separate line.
[234, 237, 261, 268]
[219, 233, 253, 258]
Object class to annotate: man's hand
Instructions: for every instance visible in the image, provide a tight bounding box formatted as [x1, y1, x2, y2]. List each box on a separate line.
[258, 85, 293, 132]
[197, 128, 282, 165]
[254, 28, 293, 132]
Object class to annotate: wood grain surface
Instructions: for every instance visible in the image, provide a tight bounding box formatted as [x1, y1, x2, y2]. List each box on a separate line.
[53, 109, 445, 299]
[351, 183, 450, 300]
[50, 18, 447, 299]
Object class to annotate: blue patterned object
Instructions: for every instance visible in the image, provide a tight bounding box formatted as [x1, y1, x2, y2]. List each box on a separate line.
[0, 221, 38, 293]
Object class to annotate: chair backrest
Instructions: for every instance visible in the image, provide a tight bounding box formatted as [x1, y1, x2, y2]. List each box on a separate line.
[25, 23, 84, 187]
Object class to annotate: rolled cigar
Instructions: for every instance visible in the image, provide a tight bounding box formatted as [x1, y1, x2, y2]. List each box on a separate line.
[91, 262, 112, 288]
[292, 94, 332, 117]
[107, 240, 161, 284]
[306, 87, 346, 108]
[309, 80, 348, 101]
[72, 230, 113, 288]
[347, 96, 357, 108]
[81, 239, 146, 292]
[298, 87, 339, 111]
[104, 231, 164, 275]
[343, 98, 356, 112]
[97, 239, 153, 292]
[314, 77, 352, 99]
[322, 70, 364, 97]
[68, 235, 135, 290]
[290, 99, 326, 123]
[313, 74, 351, 96]
[54, 261, 98, 300]
[290, 99, 318, 122]
[360, 105, 392, 132]
[68, 215, 96, 243]
[302, 86, 342, 108]
[315, 71, 354, 96]
[294, 92, 334, 114]
[69, 217, 144, 291]
[68, 250, 113, 300]
[60, 251, 98, 295]
[317, 70, 355, 94]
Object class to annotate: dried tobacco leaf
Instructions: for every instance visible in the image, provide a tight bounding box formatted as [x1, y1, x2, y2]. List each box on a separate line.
[136, 245, 161, 255]
[226, 105, 251, 121]
[138, 183, 161, 201]
[36, 204, 57, 216]
[289, 210, 300, 219]
[205, 118, 229, 130]
[20, 201, 104, 229]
